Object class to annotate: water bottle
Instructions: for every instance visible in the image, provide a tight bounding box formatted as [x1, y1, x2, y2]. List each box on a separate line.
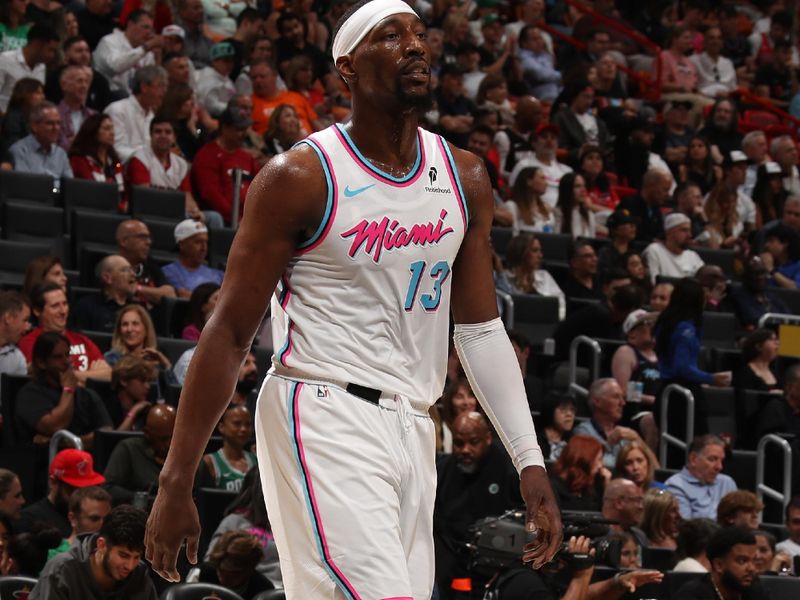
[626, 381, 643, 403]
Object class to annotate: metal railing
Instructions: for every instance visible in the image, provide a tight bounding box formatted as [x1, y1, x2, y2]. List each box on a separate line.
[659, 384, 695, 468]
[756, 434, 793, 524]
[568, 336, 601, 398]
[758, 312, 800, 329]
[496, 289, 515, 330]
[49, 430, 83, 466]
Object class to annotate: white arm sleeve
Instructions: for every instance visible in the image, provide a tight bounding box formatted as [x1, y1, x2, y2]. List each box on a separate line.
[453, 317, 545, 474]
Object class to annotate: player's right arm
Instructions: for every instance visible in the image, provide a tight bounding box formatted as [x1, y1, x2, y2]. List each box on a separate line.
[144, 145, 328, 582]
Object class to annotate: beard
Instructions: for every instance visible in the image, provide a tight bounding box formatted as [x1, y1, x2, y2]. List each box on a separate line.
[236, 376, 259, 396]
[395, 76, 434, 111]
[456, 460, 478, 474]
[721, 569, 752, 592]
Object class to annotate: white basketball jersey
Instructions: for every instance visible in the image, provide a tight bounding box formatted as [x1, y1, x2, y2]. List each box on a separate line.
[270, 124, 468, 405]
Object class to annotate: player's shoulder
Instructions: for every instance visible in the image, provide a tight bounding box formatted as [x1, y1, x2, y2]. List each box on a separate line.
[443, 140, 488, 186]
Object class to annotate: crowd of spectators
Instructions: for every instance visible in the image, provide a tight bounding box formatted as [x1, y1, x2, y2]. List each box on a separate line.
[1, 0, 800, 598]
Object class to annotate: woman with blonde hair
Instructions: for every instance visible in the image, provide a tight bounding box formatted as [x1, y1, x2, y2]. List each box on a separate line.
[105, 305, 175, 387]
[640, 488, 681, 549]
[702, 182, 743, 249]
[613, 441, 663, 493]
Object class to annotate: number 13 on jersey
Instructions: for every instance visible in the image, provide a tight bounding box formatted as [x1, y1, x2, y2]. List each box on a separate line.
[404, 260, 451, 312]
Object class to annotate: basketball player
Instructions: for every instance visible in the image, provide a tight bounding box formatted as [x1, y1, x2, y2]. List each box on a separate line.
[145, 1, 562, 597]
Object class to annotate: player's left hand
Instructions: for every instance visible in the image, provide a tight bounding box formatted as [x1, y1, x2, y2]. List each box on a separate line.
[520, 465, 563, 570]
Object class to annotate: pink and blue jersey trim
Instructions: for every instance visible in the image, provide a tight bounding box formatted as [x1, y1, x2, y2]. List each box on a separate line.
[296, 137, 338, 253]
[334, 124, 425, 187]
[436, 136, 470, 228]
[288, 382, 363, 600]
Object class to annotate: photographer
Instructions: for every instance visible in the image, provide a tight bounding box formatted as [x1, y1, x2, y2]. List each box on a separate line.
[488, 535, 595, 600]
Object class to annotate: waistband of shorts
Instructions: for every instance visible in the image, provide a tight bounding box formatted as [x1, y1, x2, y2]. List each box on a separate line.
[269, 365, 430, 416]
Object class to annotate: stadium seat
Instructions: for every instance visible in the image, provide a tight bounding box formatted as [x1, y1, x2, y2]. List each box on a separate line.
[703, 387, 736, 441]
[666, 571, 705, 597]
[510, 294, 559, 345]
[157, 337, 196, 365]
[0, 576, 38, 598]
[160, 583, 244, 600]
[722, 449, 757, 491]
[70, 210, 127, 266]
[252, 591, 286, 600]
[92, 430, 143, 473]
[0, 240, 54, 287]
[641, 547, 675, 571]
[0, 170, 57, 205]
[694, 247, 735, 276]
[759, 574, 800, 598]
[0, 374, 31, 448]
[535, 232, 572, 261]
[152, 296, 191, 338]
[701, 312, 737, 349]
[196, 488, 238, 558]
[81, 330, 112, 353]
[769, 287, 800, 314]
[61, 178, 120, 223]
[490, 226, 513, 256]
[147, 219, 180, 255]
[1, 201, 65, 244]
[208, 227, 236, 269]
[129, 186, 185, 222]
[708, 347, 741, 373]
[654, 467, 678, 482]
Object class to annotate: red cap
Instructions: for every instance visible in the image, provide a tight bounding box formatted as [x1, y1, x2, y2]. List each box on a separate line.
[50, 449, 106, 487]
[534, 122, 559, 137]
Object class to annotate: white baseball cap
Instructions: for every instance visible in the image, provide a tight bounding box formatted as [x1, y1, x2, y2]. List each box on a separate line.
[174, 219, 208, 243]
[623, 309, 653, 335]
[162, 25, 185, 39]
[664, 212, 691, 231]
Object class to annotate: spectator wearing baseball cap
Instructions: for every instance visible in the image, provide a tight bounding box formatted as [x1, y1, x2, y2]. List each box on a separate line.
[509, 122, 573, 208]
[642, 213, 705, 283]
[191, 102, 258, 225]
[161, 219, 224, 298]
[196, 41, 238, 117]
[18, 449, 105, 538]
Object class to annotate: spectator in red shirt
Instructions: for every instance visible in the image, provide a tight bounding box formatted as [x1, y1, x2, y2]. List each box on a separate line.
[17, 283, 111, 382]
[68, 113, 125, 210]
[127, 115, 221, 226]
[191, 104, 258, 225]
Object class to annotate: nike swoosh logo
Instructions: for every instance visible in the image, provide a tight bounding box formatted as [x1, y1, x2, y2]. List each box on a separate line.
[343, 184, 376, 198]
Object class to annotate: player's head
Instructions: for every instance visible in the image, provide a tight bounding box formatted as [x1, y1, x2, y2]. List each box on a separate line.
[332, 0, 432, 110]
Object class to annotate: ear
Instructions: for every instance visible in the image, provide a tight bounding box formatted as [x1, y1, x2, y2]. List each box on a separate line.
[96, 536, 107, 554]
[336, 55, 356, 85]
[68, 511, 77, 528]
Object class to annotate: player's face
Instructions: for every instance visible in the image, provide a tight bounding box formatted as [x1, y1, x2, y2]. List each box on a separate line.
[351, 13, 432, 110]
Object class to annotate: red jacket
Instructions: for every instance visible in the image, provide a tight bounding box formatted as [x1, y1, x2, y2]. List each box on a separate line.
[190, 140, 257, 224]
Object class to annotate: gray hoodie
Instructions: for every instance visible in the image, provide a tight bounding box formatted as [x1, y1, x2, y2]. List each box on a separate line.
[29, 534, 157, 600]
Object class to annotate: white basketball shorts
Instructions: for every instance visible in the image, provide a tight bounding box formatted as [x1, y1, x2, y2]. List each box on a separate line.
[254, 372, 437, 599]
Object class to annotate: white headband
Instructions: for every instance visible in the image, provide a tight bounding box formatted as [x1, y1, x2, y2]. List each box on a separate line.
[332, 0, 418, 62]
